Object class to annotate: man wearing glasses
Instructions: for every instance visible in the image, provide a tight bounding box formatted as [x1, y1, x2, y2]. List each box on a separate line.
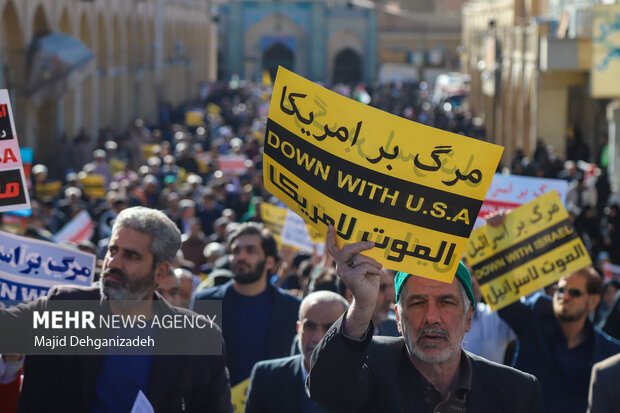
[498, 266, 620, 413]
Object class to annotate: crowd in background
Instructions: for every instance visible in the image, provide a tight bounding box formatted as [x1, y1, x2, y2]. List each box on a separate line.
[17, 80, 618, 270]
[11, 79, 620, 317]
[3, 78, 620, 412]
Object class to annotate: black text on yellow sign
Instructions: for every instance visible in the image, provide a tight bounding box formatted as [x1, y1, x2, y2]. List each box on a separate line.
[264, 154, 464, 281]
[265, 121, 481, 238]
[466, 191, 591, 310]
[264, 67, 503, 282]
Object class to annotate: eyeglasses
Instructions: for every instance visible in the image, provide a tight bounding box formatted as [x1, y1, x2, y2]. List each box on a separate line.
[554, 286, 587, 298]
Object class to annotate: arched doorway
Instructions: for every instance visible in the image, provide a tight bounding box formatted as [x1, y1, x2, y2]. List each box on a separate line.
[1, 1, 24, 92]
[333, 48, 361, 85]
[33, 5, 50, 37]
[262, 43, 293, 81]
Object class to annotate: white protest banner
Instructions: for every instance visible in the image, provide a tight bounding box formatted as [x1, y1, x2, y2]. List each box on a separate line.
[281, 209, 325, 255]
[0, 230, 95, 302]
[0, 90, 30, 212]
[54, 210, 95, 244]
[261, 202, 324, 254]
[603, 262, 620, 280]
[218, 154, 248, 175]
[475, 174, 568, 228]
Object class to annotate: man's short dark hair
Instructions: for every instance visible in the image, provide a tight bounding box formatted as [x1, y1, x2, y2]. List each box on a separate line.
[577, 266, 603, 295]
[226, 222, 278, 261]
[307, 267, 339, 296]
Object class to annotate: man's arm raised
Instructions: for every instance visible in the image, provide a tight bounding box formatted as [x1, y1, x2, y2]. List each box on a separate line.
[325, 225, 382, 339]
[306, 226, 382, 412]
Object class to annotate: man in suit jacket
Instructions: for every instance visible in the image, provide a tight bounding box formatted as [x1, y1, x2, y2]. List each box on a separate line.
[1, 207, 232, 413]
[193, 222, 301, 386]
[588, 352, 620, 413]
[307, 226, 542, 412]
[245, 290, 348, 413]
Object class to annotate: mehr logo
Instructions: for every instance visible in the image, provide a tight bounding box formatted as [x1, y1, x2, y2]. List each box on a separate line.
[32, 310, 218, 330]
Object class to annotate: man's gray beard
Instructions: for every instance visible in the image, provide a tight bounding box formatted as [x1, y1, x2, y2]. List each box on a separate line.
[100, 274, 154, 301]
[405, 327, 459, 364]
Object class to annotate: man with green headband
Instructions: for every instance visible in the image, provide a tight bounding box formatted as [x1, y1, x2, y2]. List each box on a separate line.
[306, 226, 541, 412]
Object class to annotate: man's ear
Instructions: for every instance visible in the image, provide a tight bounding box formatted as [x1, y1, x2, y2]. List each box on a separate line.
[265, 256, 276, 273]
[154, 262, 171, 286]
[465, 306, 472, 333]
[588, 294, 601, 312]
[395, 305, 403, 335]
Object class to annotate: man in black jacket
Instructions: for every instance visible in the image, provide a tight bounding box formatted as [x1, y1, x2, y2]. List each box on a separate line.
[193, 222, 300, 386]
[1, 207, 232, 413]
[245, 290, 348, 413]
[307, 226, 542, 412]
[588, 352, 620, 413]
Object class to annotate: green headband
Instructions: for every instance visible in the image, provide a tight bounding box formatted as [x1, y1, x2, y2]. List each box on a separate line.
[394, 261, 475, 308]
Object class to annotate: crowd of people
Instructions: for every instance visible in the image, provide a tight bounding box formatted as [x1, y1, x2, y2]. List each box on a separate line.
[1, 79, 620, 412]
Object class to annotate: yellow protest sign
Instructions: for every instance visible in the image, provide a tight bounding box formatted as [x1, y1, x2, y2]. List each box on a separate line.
[307, 225, 323, 244]
[466, 191, 591, 311]
[80, 174, 106, 199]
[35, 180, 62, 199]
[261, 202, 324, 250]
[185, 109, 205, 127]
[141, 144, 159, 160]
[206, 103, 222, 115]
[261, 202, 286, 246]
[109, 158, 125, 175]
[263, 67, 503, 282]
[262, 69, 272, 87]
[231, 377, 250, 413]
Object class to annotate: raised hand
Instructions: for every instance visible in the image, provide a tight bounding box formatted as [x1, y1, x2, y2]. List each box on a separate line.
[326, 225, 382, 339]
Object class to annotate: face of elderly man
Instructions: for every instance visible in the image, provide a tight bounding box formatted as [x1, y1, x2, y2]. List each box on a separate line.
[297, 299, 345, 369]
[395, 275, 472, 364]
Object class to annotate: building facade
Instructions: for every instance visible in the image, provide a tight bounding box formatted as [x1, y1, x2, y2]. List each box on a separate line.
[462, 0, 618, 176]
[377, 0, 464, 84]
[216, 0, 464, 86]
[216, 0, 378, 84]
[0, 0, 216, 168]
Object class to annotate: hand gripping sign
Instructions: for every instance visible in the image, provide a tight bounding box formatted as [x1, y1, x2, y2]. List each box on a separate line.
[263, 67, 503, 283]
